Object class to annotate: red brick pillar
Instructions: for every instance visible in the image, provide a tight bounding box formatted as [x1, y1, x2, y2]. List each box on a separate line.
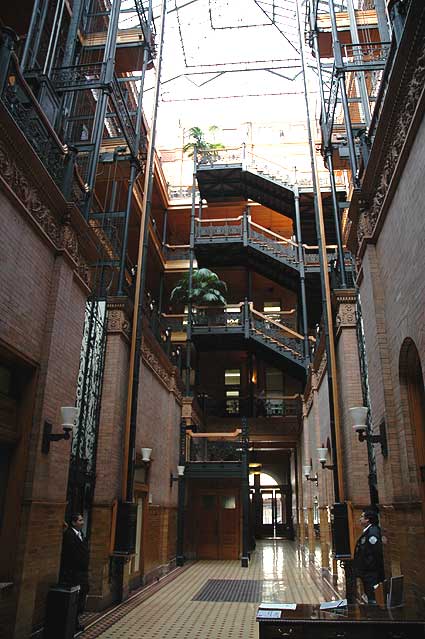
[88, 297, 132, 610]
[12, 255, 88, 638]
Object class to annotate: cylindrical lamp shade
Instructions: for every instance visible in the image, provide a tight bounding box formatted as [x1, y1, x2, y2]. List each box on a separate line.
[177, 464, 185, 476]
[303, 465, 312, 477]
[349, 406, 368, 431]
[317, 447, 328, 463]
[141, 447, 152, 462]
[60, 407, 79, 430]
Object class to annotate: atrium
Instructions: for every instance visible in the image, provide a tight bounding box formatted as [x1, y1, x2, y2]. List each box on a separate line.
[0, 1, 424, 638]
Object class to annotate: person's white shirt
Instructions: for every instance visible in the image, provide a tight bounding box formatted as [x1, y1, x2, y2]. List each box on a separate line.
[71, 527, 83, 542]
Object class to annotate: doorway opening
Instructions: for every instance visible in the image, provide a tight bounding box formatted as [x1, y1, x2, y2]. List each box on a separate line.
[250, 472, 292, 539]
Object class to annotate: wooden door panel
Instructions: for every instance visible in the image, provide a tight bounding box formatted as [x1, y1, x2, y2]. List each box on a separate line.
[219, 493, 240, 560]
[196, 493, 219, 559]
[195, 488, 241, 560]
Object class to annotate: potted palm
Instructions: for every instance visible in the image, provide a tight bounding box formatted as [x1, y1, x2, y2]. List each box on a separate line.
[183, 126, 224, 165]
[170, 268, 227, 308]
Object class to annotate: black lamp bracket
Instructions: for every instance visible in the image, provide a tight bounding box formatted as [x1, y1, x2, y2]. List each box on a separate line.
[170, 472, 179, 488]
[357, 419, 388, 457]
[41, 420, 71, 454]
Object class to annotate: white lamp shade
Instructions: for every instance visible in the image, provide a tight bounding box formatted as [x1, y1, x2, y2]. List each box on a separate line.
[317, 447, 328, 463]
[60, 406, 79, 430]
[141, 447, 152, 462]
[303, 465, 312, 477]
[349, 406, 368, 431]
[177, 464, 185, 476]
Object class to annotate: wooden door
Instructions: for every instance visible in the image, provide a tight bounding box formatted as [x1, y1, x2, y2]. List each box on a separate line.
[196, 489, 240, 559]
[218, 493, 240, 559]
[197, 492, 219, 559]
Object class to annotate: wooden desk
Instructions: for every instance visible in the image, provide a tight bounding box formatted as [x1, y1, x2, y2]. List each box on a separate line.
[256, 603, 425, 638]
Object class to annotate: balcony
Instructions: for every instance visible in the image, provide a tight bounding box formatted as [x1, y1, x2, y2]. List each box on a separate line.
[184, 429, 245, 479]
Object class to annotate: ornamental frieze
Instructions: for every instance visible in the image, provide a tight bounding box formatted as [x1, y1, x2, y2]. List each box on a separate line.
[0, 138, 62, 245]
[0, 132, 91, 286]
[357, 22, 425, 246]
[141, 341, 182, 404]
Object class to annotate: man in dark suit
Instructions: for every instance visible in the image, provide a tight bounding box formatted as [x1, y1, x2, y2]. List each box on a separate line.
[61, 513, 90, 633]
[353, 508, 385, 604]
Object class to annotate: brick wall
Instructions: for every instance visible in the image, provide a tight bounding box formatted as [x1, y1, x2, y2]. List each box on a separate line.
[358, 114, 425, 601]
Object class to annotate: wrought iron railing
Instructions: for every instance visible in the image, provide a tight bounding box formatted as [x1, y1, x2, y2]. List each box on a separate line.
[163, 244, 190, 261]
[51, 62, 105, 91]
[162, 302, 303, 351]
[250, 308, 305, 361]
[195, 215, 347, 270]
[1, 52, 70, 192]
[189, 436, 242, 462]
[198, 395, 301, 419]
[342, 41, 391, 67]
[193, 146, 346, 189]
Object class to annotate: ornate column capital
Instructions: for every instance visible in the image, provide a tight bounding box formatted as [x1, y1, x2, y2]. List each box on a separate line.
[106, 296, 133, 340]
[333, 288, 357, 336]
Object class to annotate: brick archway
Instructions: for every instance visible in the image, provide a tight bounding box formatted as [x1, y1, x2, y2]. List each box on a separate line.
[399, 338, 425, 528]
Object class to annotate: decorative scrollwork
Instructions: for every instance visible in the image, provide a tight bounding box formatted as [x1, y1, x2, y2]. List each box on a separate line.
[357, 24, 425, 245]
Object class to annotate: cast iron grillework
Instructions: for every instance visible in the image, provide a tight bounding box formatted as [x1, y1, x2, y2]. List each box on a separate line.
[193, 579, 263, 602]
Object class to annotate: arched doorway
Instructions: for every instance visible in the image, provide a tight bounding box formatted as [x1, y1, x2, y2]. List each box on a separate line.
[400, 339, 425, 527]
[249, 472, 292, 539]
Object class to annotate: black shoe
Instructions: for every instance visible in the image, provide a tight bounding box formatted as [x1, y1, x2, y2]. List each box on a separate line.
[76, 623, 85, 633]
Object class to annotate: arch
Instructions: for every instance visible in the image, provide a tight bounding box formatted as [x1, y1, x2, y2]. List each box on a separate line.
[399, 338, 425, 526]
[249, 472, 278, 487]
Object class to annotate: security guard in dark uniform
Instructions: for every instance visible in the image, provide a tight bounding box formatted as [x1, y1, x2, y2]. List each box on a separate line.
[353, 509, 385, 604]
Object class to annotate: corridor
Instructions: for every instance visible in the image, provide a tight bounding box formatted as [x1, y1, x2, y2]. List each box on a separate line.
[80, 540, 343, 639]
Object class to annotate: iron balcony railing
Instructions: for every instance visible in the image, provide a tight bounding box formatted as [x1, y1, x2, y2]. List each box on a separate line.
[194, 146, 347, 190]
[197, 394, 301, 419]
[194, 214, 345, 270]
[162, 301, 310, 363]
[0, 50, 80, 199]
[188, 432, 243, 463]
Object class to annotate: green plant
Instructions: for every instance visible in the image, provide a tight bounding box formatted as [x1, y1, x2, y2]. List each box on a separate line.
[183, 126, 224, 164]
[170, 268, 227, 306]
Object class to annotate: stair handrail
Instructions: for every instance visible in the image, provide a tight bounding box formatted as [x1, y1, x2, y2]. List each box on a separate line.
[249, 219, 298, 248]
[164, 243, 190, 249]
[250, 304, 315, 343]
[195, 215, 243, 223]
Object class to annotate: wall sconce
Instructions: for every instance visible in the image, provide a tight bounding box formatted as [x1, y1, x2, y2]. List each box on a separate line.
[141, 447, 152, 462]
[303, 465, 318, 485]
[317, 447, 335, 471]
[349, 406, 388, 457]
[42, 406, 79, 454]
[135, 447, 153, 484]
[170, 464, 185, 487]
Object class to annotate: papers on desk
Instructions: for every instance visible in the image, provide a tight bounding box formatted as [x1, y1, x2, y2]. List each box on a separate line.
[319, 599, 347, 610]
[257, 610, 282, 619]
[259, 603, 297, 611]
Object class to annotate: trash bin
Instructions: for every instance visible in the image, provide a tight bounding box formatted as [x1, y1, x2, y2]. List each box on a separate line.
[44, 584, 80, 639]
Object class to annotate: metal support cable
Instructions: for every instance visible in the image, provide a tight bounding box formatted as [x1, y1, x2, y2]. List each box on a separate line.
[20, 0, 41, 71]
[84, 0, 123, 217]
[117, 0, 154, 294]
[122, 0, 167, 501]
[327, 0, 359, 186]
[346, 0, 371, 128]
[43, 0, 66, 76]
[185, 147, 197, 396]
[309, 19, 347, 288]
[296, 0, 344, 503]
[294, 184, 311, 362]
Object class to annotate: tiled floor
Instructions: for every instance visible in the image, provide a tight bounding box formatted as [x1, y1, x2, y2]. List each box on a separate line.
[81, 540, 343, 639]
